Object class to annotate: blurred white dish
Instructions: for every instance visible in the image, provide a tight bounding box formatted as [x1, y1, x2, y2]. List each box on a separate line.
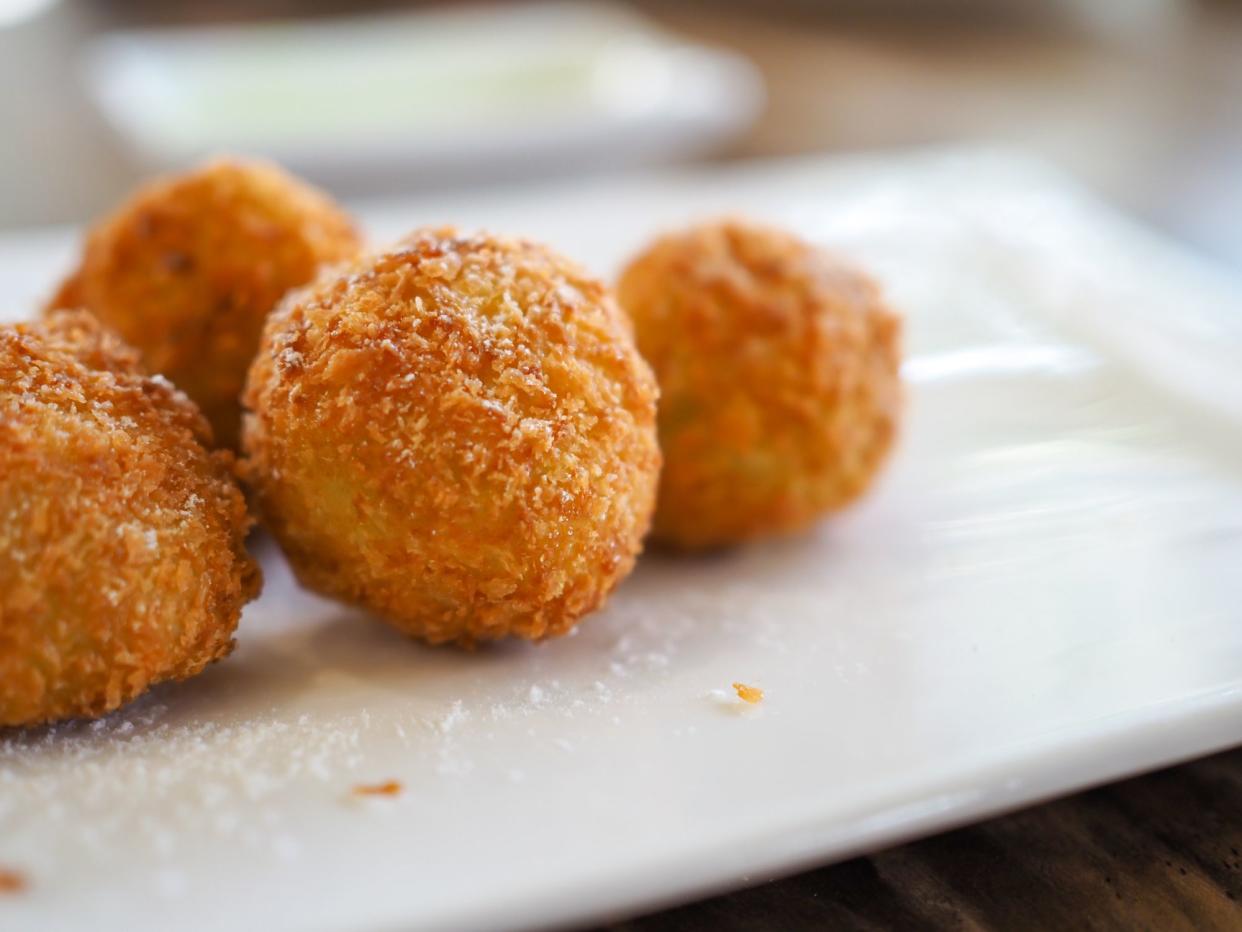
[81, 2, 763, 189]
[1, 148, 1241, 932]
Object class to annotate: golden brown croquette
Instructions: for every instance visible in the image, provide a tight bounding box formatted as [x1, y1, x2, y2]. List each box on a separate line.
[0, 311, 261, 727]
[617, 219, 902, 550]
[242, 228, 660, 645]
[47, 158, 362, 447]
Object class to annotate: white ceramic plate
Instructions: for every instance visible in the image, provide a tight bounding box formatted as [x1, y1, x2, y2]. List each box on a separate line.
[81, 2, 763, 188]
[2, 148, 1241, 932]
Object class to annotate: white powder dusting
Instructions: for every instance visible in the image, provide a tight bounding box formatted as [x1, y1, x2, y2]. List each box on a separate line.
[436, 701, 468, 734]
[0, 550, 759, 901]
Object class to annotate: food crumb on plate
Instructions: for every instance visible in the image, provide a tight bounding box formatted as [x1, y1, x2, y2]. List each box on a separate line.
[732, 682, 764, 704]
[0, 867, 27, 894]
[352, 780, 403, 797]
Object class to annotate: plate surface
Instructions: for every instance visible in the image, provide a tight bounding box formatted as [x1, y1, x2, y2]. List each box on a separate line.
[2, 149, 1241, 932]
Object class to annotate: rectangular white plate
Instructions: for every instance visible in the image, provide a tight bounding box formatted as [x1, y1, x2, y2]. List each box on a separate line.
[2, 148, 1241, 932]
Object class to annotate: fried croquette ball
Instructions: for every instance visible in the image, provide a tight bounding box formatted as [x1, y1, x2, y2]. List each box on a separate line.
[0, 311, 261, 727]
[617, 220, 902, 550]
[242, 229, 660, 644]
[47, 158, 362, 448]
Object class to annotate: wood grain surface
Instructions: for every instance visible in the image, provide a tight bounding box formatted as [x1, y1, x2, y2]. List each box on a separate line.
[599, 746, 1242, 930]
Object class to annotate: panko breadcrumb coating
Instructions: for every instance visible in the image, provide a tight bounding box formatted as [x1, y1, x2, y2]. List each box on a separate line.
[0, 311, 261, 727]
[617, 220, 901, 550]
[47, 158, 361, 447]
[243, 228, 660, 644]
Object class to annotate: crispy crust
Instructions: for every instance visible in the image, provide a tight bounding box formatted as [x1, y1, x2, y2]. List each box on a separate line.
[617, 219, 902, 550]
[0, 311, 261, 727]
[243, 228, 661, 644]
[46, 158, 362, 448]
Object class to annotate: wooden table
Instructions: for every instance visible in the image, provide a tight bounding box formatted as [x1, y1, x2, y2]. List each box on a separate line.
[598, 747, 1242, 930]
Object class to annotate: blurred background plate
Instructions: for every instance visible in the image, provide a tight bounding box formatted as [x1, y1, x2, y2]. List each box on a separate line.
[80, 3, 763, 188]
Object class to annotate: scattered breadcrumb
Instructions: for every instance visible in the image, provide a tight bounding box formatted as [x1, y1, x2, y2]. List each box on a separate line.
[732, 682, 764, 704]
[351, 780, 403, 797]
[0, 868, 26, 894]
